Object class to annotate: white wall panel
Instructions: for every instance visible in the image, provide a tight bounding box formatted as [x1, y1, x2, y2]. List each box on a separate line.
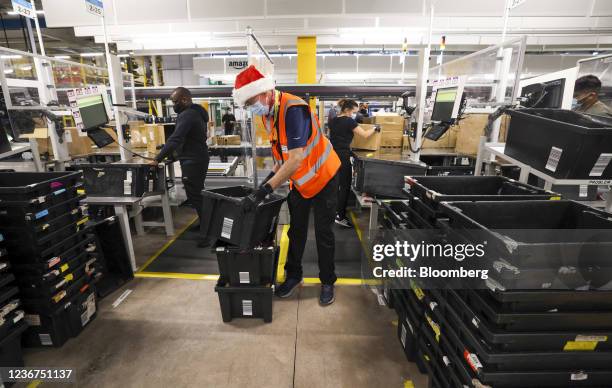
[267, 0, 343, 16]
[593, 0, 612, 16]
[512, 0, 590, 17]
[346, 0, 422, 14]
[115, 0, 188, 23]
[190, 0, 265, 19]
[237, 18, 301, 31]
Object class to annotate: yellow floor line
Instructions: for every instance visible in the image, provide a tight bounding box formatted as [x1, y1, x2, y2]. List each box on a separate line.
[276, 224, 290, 283]
[135, 272, 220, 281]
[349, 210, 370, 260]
[26, 380, 42, 388]
[136, 216, 198, 273]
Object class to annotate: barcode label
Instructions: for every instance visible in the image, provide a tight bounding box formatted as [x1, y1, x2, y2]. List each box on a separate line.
[221, 217, 234, 239]
[124, 180, 132, 195]
[39, 333, 53, 346]
[81, 294, 96, 326]
[13, 311, 24, 323]
[242, 300, 253, 316]
[589, 153, 612, 177]
[25, 314, 41, 326]
[545, 147, 563, 172]
[579, 185, 588, 198]
[148, 179, 154, 192]
[405, 318, 414, 334]
[571, 372, 588, 381]
[239, 272, 250, 284]
[400, 324, 407, 347]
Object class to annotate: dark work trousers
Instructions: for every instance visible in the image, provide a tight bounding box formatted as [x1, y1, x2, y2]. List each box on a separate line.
[285, 174, 339, 285]
[180, 158, 209, 222]
[336, 150, 352, 219]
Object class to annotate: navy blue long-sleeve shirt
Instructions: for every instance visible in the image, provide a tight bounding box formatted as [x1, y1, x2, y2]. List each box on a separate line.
[155, 104, 209, 162]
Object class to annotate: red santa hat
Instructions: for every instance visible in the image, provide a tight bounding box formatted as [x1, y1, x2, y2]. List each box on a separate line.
[232, 65, 275, 106]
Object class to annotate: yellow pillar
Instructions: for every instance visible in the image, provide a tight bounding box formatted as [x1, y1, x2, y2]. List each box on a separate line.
[297, 36, 317, 112]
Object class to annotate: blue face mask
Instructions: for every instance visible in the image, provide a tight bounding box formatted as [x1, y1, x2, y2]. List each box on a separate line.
[249, 101, 270, 116]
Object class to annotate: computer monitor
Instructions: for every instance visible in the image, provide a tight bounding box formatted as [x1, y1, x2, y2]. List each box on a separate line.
[431, 86, 462, 122]
[520, 79, 566, 109]
[76, 94, 109, 130]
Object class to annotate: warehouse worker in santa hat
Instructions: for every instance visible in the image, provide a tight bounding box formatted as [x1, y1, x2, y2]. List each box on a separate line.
[233, 65, 341, 305]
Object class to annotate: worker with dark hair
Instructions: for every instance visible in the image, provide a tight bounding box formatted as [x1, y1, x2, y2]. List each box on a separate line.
[151, 87, 210, 245]
[573, 75, 612, 116]
[355, 102, 370, 123]
[329, 99, 379, 228]
[221, 107, 236, 135]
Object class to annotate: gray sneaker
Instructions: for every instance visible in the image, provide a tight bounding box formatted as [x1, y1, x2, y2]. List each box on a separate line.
[319, 284, 335, 305]
[275, 278, 303, 298]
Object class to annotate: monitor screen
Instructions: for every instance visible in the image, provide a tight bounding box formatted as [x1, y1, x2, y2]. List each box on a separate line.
[77, 94, 108, 130]
[431, 87, 458, 122]
[520, 79, 565, 109]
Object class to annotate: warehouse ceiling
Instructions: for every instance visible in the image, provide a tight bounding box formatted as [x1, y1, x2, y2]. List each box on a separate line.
[38, 0, 612, 55]
[0, 0, 100, 55]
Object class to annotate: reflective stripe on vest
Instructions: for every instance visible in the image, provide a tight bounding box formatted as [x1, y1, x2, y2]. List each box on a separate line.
[294, 140, 334, 186]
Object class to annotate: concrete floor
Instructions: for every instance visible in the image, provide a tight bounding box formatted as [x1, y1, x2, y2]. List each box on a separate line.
[21, 205, 428, 388]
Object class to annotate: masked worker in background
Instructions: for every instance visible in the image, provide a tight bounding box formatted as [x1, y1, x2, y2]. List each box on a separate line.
[232, 65, 341, 305]
[572, 75, 612, 117]
[151, 87, 210, 246]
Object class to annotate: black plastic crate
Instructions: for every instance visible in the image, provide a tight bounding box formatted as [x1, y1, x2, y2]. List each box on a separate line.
[3, 216, 89, 258]
[404, 175, 559, 212]
[418, 318, 466, 388]
[21, 275, 89, 315]
[76, 163, 164, 197]
[216, 245, 278, 286]
[0, 306, 25, 340]
[201, 186, 285, 249]
[0, 287, 18, 307]
[0, 273, 14, 289]
[353, 155, 427, 198]
[486, 289, 612, 312]
[215, 281, 273, 322]
[0, 172, 82, 202]
[416, 335, 452, 388]
[394, 290, 419, 362]
[0, 206, 86, 244]
[505, 109, 612, 179]
[18, 258, 96, 299]
[0, 321, 27, 370]
[0, 194, 86, 226]
[463, 288, 612, 332]
[13, 227, 93, 266]
[446, 289, 612, 352]
[440, 200, 612, 272]
[22, 283, 95, 348]
[12, 236, 97, 278]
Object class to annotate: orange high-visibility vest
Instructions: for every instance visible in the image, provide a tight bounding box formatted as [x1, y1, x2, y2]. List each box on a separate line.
[263, 92, 340, 198]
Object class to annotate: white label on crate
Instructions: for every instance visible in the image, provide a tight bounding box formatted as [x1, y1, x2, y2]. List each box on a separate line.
[571, 372, 588, 381]
[461, 157, 470, 166]
[545, 147, 563, 172]
[39, 333, 53, 346]
[148, 179, 154, 192]
[579, 185, 589, 198]
[242, 300, 253, 316]
[25, 314, 41, 326]
[126, 170, 133, 181]
[239, 272, 250, 284]
[472, 317, 480, 328]
[124, 180, 132, 195]
[65, 130, 73, 143]
[38, 196, 46, 204]
[0, 263, 6, 270]
[405, 318, 414, 334]
[400, 324, 407, 348]
[81, 293, 96, 326]
[589, 153, 612, 177]
[576, 335, 608, 342]
[221, 217, 234, 239]
[466, 353, 483, 371]
[149, 131, 155, 141]
[443, 356, 451, 366]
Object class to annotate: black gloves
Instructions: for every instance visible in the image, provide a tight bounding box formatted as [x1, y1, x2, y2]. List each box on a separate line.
[241, 183, 273, 213]
[374, 125, 382, 133]
[261, 171, 275, 185]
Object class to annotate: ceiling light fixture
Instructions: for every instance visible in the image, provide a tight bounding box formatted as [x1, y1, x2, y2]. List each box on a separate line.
[80, 53, 104, 57]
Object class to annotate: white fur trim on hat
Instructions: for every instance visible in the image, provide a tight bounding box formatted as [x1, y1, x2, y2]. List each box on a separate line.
[233, 76, 275, 106]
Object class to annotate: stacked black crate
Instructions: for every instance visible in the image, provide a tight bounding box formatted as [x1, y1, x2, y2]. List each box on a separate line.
[380, 176, 566, 387]
[0, 172, 100, 347]
[422, 200, 612, 388]
[0, 232, 28, 379]
[200, 186, 285, 323]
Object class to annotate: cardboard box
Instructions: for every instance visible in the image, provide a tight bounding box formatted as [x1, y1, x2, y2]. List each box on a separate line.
[372, 114, 405, 126]
[380, 132, 403, 148]
[422, 126, 458, 149]
[216, 135, 242, 146]
[453, 114, 491, 156]
[21, 128, 52, 156]
[379, 123, 404, 132]
[350, 124, 380, 151]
